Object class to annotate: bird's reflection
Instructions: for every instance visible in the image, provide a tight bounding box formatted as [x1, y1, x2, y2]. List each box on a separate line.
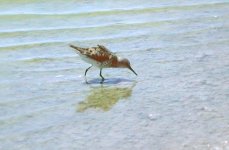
[77, 83, 136, 112]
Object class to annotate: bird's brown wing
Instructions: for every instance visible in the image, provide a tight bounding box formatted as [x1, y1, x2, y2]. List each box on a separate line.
[87, 46, 115, 62]
[70, 44, 116, 63]
[97, 45, 114, 55]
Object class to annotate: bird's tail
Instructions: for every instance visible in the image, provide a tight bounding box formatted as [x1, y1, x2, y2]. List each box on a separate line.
[69, 44, 85, 53]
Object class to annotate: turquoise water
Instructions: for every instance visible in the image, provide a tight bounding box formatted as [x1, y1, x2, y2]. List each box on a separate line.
[0, 0, 229, 149]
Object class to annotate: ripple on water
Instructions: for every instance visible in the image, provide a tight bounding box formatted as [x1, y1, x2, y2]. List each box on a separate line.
[0, 0, 229, 149]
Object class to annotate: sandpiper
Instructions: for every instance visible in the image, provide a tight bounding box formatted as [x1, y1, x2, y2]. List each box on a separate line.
[69, 44, 137, 82]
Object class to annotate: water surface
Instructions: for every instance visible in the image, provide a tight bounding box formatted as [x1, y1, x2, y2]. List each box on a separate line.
[0, 0, 229, 149]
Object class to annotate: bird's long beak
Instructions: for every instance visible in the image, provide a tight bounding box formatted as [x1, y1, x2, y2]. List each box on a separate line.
[129, 66, 138, 76]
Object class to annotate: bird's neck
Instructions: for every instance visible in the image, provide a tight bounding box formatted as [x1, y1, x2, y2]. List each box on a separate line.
[111, 57, 124, 68]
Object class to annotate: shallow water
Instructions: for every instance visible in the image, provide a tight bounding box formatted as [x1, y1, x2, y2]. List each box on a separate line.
[0, 0, 229, 149]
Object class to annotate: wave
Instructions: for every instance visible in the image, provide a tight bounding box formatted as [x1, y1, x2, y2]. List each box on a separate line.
[0, 16, 227, 50]
[0, 2, 227, 17]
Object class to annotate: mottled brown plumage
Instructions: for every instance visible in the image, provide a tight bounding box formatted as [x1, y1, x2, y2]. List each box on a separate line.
[70, 44, 137, 83]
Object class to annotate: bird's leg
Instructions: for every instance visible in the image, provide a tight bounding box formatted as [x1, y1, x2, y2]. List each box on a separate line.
[84, 65, 92, 83]
[99, 68, 105, 83]
[85, 66, 92, 77]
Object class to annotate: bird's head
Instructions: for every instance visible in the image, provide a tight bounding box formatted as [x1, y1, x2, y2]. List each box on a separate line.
[117, 57, 137, 76]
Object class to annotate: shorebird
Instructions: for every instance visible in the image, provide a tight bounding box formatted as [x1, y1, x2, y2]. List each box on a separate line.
[70, 44, 137, 83]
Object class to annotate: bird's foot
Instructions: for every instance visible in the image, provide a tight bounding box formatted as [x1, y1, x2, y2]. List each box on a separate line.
[100, 78, 105, 84]
[84, 76, 89, 84]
